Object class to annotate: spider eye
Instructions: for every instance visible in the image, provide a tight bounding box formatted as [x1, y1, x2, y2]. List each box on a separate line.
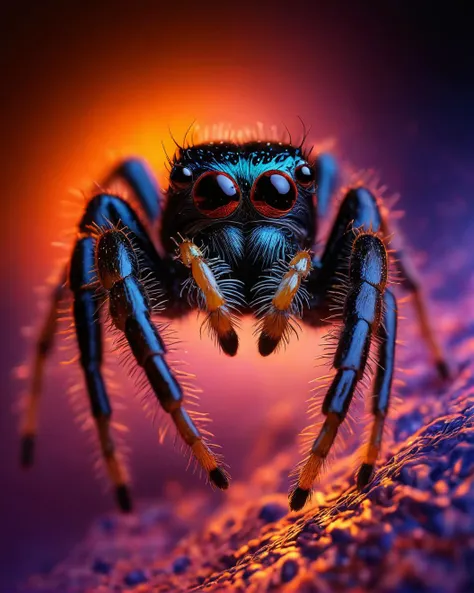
[192, 171, 241, 218]
[294, 163, 315, 187]
[170, 165, 193, 188]
[250, 171, 297, 218]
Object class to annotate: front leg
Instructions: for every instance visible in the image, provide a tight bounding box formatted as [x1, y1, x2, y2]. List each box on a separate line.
[309, 185, 447, 377]
[95, 226, 230, 489]
[19, 168, 163, 475]
[357, 288, 397, 488]
[290, 229, 391, 511]
[69, 193, 163, 511]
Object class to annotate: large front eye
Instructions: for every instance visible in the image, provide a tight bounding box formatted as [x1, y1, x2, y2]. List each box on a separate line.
[192, 171, 241, 218]
[250, 171, 297, 218]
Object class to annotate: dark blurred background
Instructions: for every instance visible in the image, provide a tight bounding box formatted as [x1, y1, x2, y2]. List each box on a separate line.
[1, 1, 473, 590]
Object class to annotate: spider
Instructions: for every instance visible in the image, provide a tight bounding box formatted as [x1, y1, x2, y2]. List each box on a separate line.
[20, 127, 448, 513]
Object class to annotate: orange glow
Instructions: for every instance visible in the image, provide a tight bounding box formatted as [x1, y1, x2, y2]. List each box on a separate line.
[9, 44, 342, 289]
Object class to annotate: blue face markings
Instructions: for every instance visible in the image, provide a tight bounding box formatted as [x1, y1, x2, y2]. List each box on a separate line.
[163, 141, 317, 271]
[172, 141, 308, 197]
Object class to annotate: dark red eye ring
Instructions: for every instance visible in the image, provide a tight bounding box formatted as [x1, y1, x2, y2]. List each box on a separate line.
[192, 171, 241, 219]
[294, 163, 316, 187]
[250, 170, 298, 218]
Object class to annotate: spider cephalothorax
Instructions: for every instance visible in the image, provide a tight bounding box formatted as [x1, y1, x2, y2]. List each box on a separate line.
[159, 141, 318, 356]
[20, 128, 447, 513]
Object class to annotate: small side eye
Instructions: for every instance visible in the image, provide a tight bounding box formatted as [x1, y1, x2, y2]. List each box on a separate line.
[294, 164, 315, 187]
[250, 171, 297, 218]
[170, 165, 193, 188]
[193, 171, 241, 218]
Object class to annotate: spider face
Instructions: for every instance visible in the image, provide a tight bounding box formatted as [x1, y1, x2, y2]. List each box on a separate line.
[161, 142, 318, 270]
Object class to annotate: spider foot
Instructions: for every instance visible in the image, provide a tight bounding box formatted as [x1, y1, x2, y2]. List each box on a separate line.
[435, 359, 451, 381]
[356, 463, 375, 490]
[258, 331, 279, 357]
[209, 467, 230, 490]
[115, 484, 133, 513]
[20, 434, 35, 468]
[289, 487, 311, 512]
[218, 328, 239, 357]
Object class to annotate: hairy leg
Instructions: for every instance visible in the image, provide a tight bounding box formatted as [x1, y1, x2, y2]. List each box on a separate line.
[291, 188, 396, 511]
[380, 215, 448, 377]
[357, 289, 397, 488]
[79, 201, 229, 491]
[69, 193, 162, 510]
[20, 268, 68, 467]
[19, 158, 162, 474]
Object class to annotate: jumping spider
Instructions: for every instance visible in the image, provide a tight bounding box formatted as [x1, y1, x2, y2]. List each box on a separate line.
[20, 128, 447, 512]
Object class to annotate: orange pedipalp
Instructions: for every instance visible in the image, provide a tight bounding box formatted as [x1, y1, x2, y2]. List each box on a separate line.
[177, 239, 239, 356]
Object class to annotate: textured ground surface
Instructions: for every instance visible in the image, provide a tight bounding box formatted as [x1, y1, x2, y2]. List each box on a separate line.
[20, 243, 474, 593]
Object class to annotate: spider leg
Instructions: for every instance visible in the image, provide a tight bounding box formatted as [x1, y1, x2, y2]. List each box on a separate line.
[92, 223, 229, 490]
[380, 216, 448, 378]
[19, 163, 161, 473]
[20, 268, 68, 467]
[357, 289, 397, 488]
[290, 187, 390, 511]
[70, 193, 229, 496]
[314, 153, 338, 217]
[70, 194, 161, 511]
[309, 187, 383, 300]
[105, 157, 161, 222]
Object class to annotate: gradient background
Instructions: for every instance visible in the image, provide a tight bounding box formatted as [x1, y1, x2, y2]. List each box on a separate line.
[1, 1, 473, 590]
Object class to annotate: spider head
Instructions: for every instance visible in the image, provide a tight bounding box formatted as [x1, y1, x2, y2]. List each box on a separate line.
[161, 141, 318, 266]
